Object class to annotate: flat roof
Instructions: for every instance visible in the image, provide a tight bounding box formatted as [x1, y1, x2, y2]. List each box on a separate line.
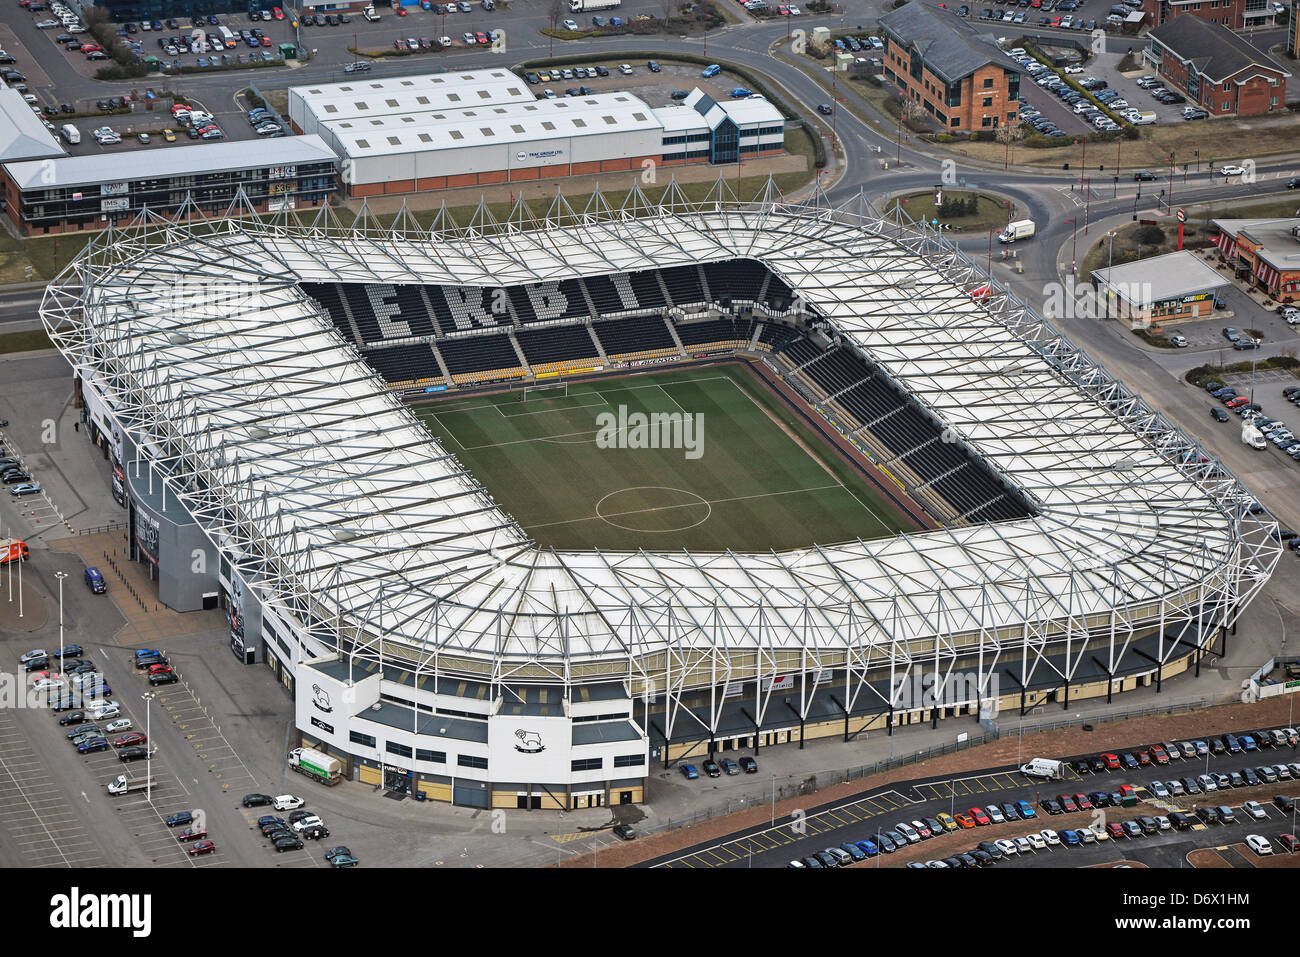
[0, 86, 66, 164]
[3, 135, 337, 191]
[572, 721, 642, 745]
[1214, 217, 1300, 272]
[1092, 250, 1228, 304]
[326, 94, 661, 158]
[291, 69, 532, 121]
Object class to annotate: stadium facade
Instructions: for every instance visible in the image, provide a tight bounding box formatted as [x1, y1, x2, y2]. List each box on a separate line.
[42, 184, 1278, 809]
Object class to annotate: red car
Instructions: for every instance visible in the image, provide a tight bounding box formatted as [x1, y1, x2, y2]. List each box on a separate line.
[396, 5, 407, 13]
[260, 35, 271, 46]
[1107, 822, 1125, 839]
[1059, 795, 1079, 813]
[148, 664, 172, 676]
[1148, 745, 1169, 765]
[1279, 834, 1299, 853]
[112, 732, 147, 748]
[968, 807, 991, 826]
[1073, 793, 1092, 810]
[272, 6, 285, 19]
[1100, 752, 1120, 770]
[475, 30, 489, 43]
[188, 840, 216, 855]
[1136, 751, 1151, 766]
[177, 826, 207, 842]
[1226, 396, 1250, 408]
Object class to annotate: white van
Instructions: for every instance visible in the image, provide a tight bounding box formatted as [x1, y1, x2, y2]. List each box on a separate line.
[60, 123, 80, 145]
[273, 794, 305, 811]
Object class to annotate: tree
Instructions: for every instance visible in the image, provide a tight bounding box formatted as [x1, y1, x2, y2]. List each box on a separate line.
[1135, 225, 1164, 246]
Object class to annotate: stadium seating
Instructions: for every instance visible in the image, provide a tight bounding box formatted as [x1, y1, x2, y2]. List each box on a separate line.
[437, 332, 522, 379]
[756, 322, 802, 352]
[592, 314, 678, 357]
[674, 317, 756, 349]
[507, 279, 592, 325]
[659, 265, 707, 308]
[361, 343, 444, 387]
[787, 344, 1029, 525]
[515, 324, 600, 368]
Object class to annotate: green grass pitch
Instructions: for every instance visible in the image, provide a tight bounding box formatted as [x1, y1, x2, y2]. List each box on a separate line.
[415, 363, 917, 552]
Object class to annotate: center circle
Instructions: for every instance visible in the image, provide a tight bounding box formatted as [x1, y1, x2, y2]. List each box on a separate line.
[594, 486, 713, 533]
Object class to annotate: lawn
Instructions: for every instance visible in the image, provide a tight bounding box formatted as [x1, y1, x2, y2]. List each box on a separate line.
[885, 190, 1018, 234]
[414, 363, 914, 552]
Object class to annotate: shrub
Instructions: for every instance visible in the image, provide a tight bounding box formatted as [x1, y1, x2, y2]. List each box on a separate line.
[1135, 225, 1164, 245]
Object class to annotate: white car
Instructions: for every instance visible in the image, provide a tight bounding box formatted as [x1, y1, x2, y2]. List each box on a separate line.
[438, 35, 453, 46]
[104, 718, 133, 734]
[291, 814, 324, 833]
[1026, 832, 1047, 850]
[1063, 65, 1083, 74]
[995, 838, 1018, 856]
[19, 649, 48, 665]
[1155, 816, 1172, 831]
[35, 19, 61, 28]
[88, 700, 120, 720]
[462, 32, 476, 43]
[1091, 824, 1110, 842]
[1041, 829, 1061, 846]
[1220, 165, 1247, 176]
[1245, 834, 1273, 856]
[561, 18, 578, 29]
[619, 63, 633, 75]
[33, 678, 66, 692]
[273, 794, 305, 811]
[787, 3, 801, 11]
[984, 805, 1005, 824]
[894, 822, 920, 843]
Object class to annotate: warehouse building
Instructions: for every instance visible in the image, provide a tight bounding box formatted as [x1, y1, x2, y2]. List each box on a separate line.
[291, 69, 786, 196]
[1, 136, 338, 235]
[1092, 250, 1229, 327]
[287, 69, 536, 138]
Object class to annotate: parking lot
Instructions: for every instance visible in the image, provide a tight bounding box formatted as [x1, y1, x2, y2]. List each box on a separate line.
[649, 725, 1300, 868]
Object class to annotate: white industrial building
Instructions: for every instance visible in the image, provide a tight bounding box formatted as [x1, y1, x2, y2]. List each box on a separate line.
[288, 69, 787, 197]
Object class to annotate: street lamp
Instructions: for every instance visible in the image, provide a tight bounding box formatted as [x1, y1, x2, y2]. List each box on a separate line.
[771, 771, 777, 826]
[55, 570, 67, 670]
[141, 692, 156, 803]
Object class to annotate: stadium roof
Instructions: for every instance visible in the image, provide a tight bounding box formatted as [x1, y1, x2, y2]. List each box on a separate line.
[322, 94, 662, 158]
[42, 188, 1277, 690]
[4, 135, 337, 191]
[0, 85, 66, 164]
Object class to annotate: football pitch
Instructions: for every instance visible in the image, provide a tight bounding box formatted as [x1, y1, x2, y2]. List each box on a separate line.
[415, 364, 916, 552]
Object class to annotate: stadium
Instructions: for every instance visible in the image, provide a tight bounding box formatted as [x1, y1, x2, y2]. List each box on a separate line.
[40, 181, 1279, 810]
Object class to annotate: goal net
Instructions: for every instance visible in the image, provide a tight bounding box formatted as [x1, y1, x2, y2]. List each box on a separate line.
[520, 381, 569, 402]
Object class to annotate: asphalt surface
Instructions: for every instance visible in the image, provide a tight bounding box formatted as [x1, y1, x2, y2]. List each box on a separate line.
[647, 732, 1300, 867]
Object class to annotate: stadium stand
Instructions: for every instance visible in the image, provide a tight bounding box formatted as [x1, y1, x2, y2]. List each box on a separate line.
[362, 343, 445, 387]
[508, 279, 592, 325]
[516, 323, 601, 375]
[591, 314, 678, 357]
[438, 332, 524, 385]
[659, 264, 707, 308]
[674, 317, 756, 349]
[756, 322, 802, 352]
[785, 343, 1029, 524]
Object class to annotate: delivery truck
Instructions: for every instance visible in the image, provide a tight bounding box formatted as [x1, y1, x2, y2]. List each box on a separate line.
[997, 219, 1035, 243]
[107, 774, 154, 795]
[568, 0, 620, 11]
[288, 747, 344, 786]
[1019, 757, 1064, 780]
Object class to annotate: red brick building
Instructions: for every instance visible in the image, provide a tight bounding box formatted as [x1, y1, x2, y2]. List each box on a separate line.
[878, 3, 1021, 132]
[1148, 16, 1289, 116]
[1142, 0, 1248, 30]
